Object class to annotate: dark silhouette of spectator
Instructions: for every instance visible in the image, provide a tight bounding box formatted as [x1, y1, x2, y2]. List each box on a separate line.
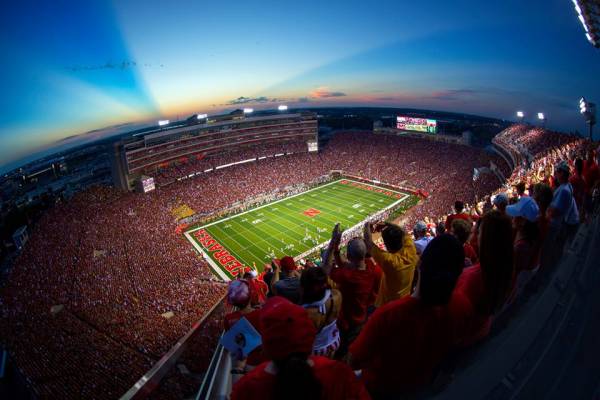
[349, 235, 470, 397]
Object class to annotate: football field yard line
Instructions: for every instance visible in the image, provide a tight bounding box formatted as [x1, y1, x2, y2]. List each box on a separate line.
[208, 223, 266, 268]
[184, 179, 412, 280]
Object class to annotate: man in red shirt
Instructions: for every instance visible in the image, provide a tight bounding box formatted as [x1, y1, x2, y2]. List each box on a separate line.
[321, 230, 381, 354]
[569, 158, 586, 212]
[349, 235, 471, 398]
[231, 297, 370, 400]
[445, 201, 472, 231]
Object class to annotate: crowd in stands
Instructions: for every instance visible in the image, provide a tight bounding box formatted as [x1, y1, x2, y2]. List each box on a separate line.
[224, 136, 599, 399]
[0, 126, 597, 398]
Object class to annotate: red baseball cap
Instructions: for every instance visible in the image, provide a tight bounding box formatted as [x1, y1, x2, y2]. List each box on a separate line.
[260, 297, 316, 360]
[280, 256, 297, 272]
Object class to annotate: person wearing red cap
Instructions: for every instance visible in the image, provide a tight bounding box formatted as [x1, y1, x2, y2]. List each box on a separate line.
[349, 235, 472, 398]
[270, 256, 301, 304]
[231, 297, 370, 400]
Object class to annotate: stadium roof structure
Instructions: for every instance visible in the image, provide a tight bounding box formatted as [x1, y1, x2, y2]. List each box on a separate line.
[572, 0, 600, 48]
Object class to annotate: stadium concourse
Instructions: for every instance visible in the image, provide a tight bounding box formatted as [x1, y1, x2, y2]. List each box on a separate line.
[0, 127, 597, 399]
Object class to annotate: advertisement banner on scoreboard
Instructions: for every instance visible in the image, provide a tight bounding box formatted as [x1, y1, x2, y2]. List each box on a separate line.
[396, 116, 437, 134]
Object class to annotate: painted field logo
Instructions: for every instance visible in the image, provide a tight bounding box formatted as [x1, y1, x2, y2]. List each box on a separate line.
[303, 208, 321, 217]
[192, 229, 247, 276]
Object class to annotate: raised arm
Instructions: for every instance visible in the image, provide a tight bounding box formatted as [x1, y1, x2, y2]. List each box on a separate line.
[321, 223, 342, 275]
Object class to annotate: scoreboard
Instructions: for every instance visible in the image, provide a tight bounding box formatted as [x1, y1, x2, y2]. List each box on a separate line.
[396, 116, 438, 134]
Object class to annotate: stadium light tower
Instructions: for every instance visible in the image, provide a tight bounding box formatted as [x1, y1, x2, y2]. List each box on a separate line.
[278, 105, 288, 111]
[243, 108, 254, 114]
[580, 97, 596, 140]
[516, 111, 525, 122]
[197, 113, 208, 120]
[158, 119, 169, 127]
[537, 112, 546, 128]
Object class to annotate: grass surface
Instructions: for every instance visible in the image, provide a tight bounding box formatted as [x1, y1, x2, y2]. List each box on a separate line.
[184, 179, 415, 280]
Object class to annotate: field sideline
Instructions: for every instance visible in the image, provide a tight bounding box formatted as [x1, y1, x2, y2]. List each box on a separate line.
[183, 179, 414, 280]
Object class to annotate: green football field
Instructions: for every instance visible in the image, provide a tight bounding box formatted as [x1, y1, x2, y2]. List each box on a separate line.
[184, 179, 413, 280]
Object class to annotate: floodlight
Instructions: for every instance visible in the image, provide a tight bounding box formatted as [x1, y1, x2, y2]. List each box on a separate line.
[581, 106, 587, 114]
[243, 108, 254, 114]
[197, 113, 208, 119]
[537, 113, 545, 120]
[516, 111, 524, 118]
[278, 105, 288, 111]
[586, 33, 593, 42]
[158, 120, 169, 126]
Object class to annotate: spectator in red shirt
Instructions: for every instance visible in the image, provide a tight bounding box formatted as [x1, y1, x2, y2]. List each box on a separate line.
[445, 201, 472, 231]
[321, 227, 381, 354]
[224, 280, 266, 368]
[243, 270, 266, 305]
[506, 197, 540, 273]
[455, 210, 514, 347]
[451, 218, 478, 266]
[231, 296, 370, 400]
[349, 234, 470, 398]
[569, 158, 585, 213]
[583, 148, 599, 195]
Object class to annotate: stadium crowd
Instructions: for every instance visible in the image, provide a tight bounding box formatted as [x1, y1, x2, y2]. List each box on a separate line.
[0, 126, 597, 398]
[224, 130, 599, 400]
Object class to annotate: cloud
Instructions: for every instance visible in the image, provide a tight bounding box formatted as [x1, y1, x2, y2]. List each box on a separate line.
[226, 96, 275, 105]
[309, 86, 347, 98]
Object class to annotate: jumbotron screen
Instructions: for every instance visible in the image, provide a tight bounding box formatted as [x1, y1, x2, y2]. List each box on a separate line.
[396, 116, 438, 134]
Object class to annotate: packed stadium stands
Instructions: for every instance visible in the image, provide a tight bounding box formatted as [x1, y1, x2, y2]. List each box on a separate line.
[1, 125, 598, 399]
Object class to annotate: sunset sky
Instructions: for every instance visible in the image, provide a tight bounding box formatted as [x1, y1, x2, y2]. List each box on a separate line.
[1, 0, 599, 172]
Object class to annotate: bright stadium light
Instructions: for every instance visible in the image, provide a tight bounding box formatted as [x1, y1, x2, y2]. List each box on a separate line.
[537, 113, 545, 120]
[243, 108, 254, 114]
[158, 119, 169, 126]
[580, 98, 587, 114]
[278, 105, 288, 111]
[197, 113, 208, 119]
[579, 97, 596, 140]
[516, 111, 524, 118]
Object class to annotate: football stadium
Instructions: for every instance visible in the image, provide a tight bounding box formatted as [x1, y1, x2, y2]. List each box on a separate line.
[1, 1, 600, 400]
[185, 179, 416, 279]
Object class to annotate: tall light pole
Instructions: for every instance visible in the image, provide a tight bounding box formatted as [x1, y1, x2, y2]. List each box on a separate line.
[580, 97, 596, 141]
[537, 112, 546, 128]
[516, 111, 525, 123]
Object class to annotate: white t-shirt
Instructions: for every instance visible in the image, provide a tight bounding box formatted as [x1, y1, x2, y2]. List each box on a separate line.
[414, 236, 433, 255]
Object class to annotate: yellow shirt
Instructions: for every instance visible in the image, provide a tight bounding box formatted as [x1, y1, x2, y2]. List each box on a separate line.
[372, 234, 418, 306]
